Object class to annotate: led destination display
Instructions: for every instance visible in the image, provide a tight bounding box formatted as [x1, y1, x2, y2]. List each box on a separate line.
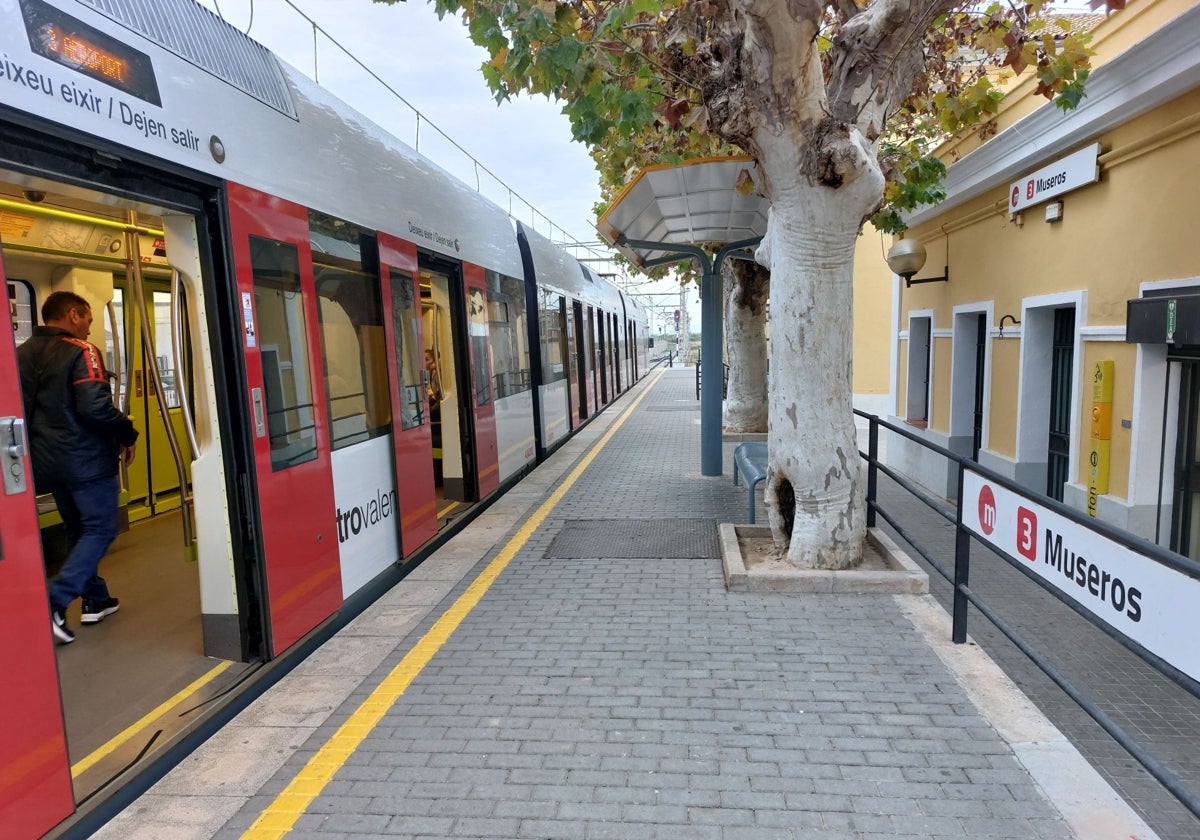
[20, 0, 161, 106]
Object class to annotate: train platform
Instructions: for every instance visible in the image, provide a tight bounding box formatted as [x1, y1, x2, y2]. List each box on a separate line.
[91, 367, 1157, 840]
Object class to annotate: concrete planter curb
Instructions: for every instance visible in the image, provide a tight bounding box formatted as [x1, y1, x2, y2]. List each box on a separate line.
[720, 525, 929, 594]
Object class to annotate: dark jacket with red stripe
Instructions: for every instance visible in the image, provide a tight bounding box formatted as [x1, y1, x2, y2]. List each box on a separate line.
[17, 326, 139, 488]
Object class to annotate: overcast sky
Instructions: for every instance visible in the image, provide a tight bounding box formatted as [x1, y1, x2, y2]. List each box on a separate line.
[194, 0, 693, 332]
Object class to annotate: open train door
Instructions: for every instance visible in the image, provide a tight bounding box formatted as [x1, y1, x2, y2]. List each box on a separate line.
[226, 183, 341, 656]
[0, 250, 75, 834]
[378, 234, 437, 554]
[463, 265, 499, 497]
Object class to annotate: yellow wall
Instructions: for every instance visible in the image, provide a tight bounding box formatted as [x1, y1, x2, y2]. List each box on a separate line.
[879, 0, 1200, 522]
[901, 85, 1200, 339]
[852, 222, 894, 397]
[939, 0, 1190, 162]
[932, 337, 952, 431]
[987, 336, 1020, 459]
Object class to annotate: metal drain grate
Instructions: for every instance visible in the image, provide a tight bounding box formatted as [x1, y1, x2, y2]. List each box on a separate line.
[546, 519, 719, 559]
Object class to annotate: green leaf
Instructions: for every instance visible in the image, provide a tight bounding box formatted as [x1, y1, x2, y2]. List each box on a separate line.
[870, 208, 907, 235]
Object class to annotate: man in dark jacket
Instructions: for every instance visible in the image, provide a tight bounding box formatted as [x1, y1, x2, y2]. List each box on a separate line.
[17, 291, 138, 644]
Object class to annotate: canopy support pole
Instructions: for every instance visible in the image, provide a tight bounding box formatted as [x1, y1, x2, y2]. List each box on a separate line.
[616, 235, 761, 477]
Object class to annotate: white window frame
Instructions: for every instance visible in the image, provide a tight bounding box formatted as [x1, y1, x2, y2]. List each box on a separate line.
[950, 302, 995, 456]
[1015, 291, 1086, 494]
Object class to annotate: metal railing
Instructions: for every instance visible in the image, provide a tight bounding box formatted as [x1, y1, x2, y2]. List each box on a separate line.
[856, 409, 1200, 823]
[695, 360, 729, 401]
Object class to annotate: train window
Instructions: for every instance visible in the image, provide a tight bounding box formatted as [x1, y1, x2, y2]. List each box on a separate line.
[539, 290, 567, 384]
[389, 268, 424, 429]
[468, 287, 492, 407]
[309, 212, 389, 450]
[486, 271, 530, 399]
[7, 278, 36, 343]
[249, 235, 318, 470]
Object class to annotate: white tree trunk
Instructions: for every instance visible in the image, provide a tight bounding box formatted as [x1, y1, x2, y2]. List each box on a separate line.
[760, 129, 884, 570]
[722, 259, 769, 433]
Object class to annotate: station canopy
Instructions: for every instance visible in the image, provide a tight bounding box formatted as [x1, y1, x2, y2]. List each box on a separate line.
[596, 156, 769, 268]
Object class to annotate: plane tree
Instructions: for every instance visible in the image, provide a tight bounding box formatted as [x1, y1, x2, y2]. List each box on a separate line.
[387, 0, 1117, 568]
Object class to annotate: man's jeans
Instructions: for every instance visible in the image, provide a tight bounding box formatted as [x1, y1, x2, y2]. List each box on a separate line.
[46, 475, 117, 612]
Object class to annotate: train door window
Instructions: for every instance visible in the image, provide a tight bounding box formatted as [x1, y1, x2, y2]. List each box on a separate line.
[309, 213, 388, 450]
[487, 270, 530, 398]
[468, 286, 492, 407]
[602, 313, 610, 396]
[612, 313, 621, 392]
[571, 300, 586, 418]
[539, 290, 567, 385]
[596, 310, 604, 398]
[152, 290, 182, 409]
[391, 267, 425, 429]
[104, 288, 129, 406]
[628, 319, 636, 381]
[587, 306, 598, 401]
[138, 286, 193, 512]
[250, 236, 318, 470]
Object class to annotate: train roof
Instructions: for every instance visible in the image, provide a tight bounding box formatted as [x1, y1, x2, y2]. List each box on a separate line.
[0, 0, 525, 276]
[581, 263, 626, 315]
[623, 289, 648, 321]
[516, 222, 608, 307]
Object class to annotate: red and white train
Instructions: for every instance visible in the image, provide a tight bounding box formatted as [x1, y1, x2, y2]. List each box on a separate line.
[0, 0, 648, 834]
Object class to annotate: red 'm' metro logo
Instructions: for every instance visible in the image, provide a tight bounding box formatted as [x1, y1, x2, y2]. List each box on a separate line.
[978, 485, 996, 535]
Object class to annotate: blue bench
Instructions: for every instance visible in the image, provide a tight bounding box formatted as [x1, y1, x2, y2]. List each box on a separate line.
[732, 442, 768, 524]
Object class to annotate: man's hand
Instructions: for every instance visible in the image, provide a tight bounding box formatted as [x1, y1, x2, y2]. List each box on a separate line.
[122, 442, 136, 466]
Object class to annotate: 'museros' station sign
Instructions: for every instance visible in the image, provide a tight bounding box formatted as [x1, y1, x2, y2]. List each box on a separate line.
[1008, 143, 1100, 214]
[962, 468, 1200, 683]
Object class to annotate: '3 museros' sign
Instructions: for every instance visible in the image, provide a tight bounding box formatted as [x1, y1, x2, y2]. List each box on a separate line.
[1008, 143, 1100, 215]
[962, 468, 1200, 683]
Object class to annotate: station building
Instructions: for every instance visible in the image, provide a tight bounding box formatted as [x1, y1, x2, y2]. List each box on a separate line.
[878, 0, 1200, 556]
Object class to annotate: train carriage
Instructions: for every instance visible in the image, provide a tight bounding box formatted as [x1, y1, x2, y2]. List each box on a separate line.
[0, 0, 646, 835]
[624, 290, 650, 386]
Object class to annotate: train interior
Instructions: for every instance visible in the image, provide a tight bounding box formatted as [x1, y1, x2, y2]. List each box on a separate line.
[2, 168, 500, 803]
[420, 260, 474, 523]
[1, 171, 255, 804]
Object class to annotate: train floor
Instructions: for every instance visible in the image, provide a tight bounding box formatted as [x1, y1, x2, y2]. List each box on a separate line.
[52, 509, 255, 804]
[84, 367, 1156, 840]
[435, 493, 470, 530]
[54, 481, 478, 807]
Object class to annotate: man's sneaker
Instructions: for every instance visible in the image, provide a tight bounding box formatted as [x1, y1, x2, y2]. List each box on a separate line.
[81, 596, 120, 625]
[52, 610, 75, 644]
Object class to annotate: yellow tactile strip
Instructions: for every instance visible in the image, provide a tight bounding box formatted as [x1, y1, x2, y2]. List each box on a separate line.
[242, 368, 664, 839]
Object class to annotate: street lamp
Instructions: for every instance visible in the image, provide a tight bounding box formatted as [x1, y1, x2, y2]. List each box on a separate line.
[886, 239, 949, 288]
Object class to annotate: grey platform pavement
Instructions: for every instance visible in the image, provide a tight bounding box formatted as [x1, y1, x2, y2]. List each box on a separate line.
[94, 368, 1156, 840]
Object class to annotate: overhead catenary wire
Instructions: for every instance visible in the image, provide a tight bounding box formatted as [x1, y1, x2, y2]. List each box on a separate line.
[216, 1, 603, 256]
[201, 1, 672, 310]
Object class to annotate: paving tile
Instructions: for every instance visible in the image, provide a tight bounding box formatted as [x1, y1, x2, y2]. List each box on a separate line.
[94, 371, 1160, 840]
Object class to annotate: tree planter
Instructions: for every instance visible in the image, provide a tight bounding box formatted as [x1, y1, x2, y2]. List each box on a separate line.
[719, 525, 928, 594]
